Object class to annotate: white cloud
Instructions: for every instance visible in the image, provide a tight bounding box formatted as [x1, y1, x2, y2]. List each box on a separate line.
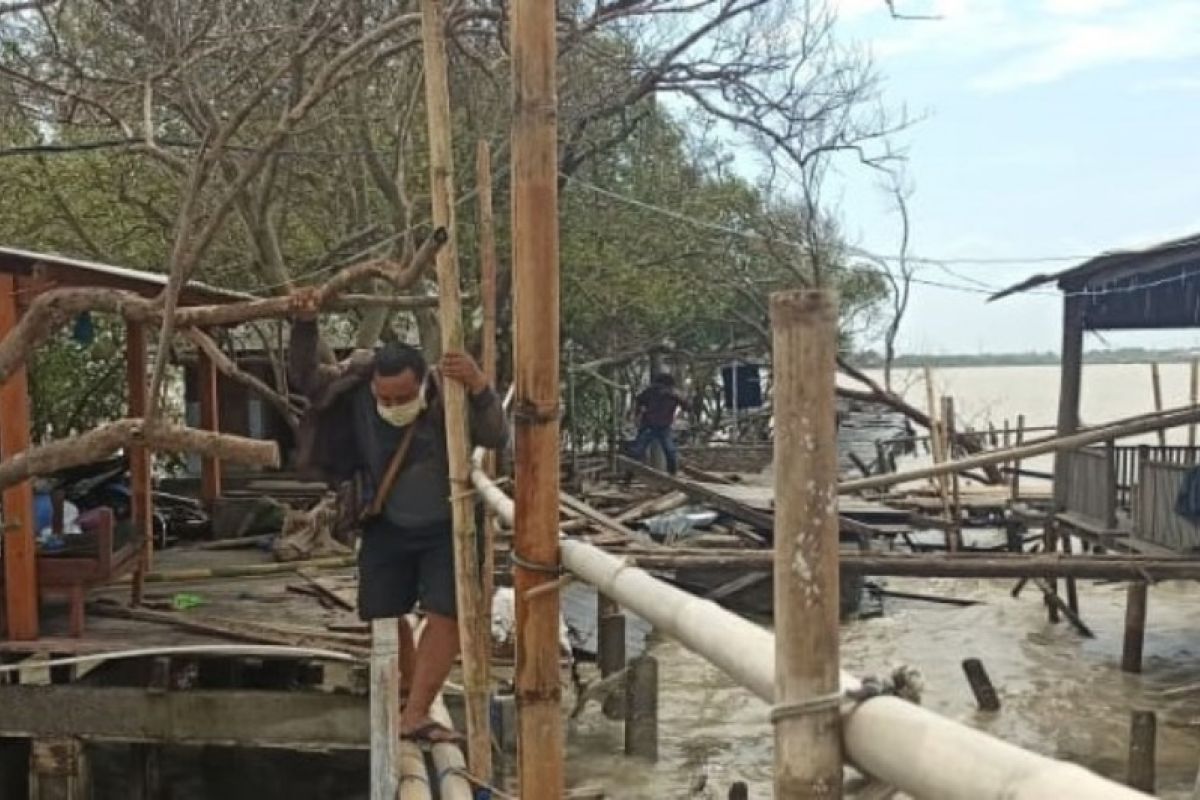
[1043, 0, 1130, 16]
[830, 0, 886, 20]
[974, 4, 1200, 91]
[853, 0, 1200, 92]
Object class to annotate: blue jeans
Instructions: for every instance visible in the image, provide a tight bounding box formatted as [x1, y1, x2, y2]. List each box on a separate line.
[629, 425, 679, 475]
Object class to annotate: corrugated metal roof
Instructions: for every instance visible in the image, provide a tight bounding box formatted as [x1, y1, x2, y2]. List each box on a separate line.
[0, 246, 255, 304]
[990, 232, 1200, 302]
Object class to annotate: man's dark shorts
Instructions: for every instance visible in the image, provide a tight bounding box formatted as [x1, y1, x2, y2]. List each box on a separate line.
[357, 510, 486, 621]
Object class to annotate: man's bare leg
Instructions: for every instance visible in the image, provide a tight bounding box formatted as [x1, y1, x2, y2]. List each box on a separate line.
[400, 612, 460, 737]
[398, 616, 416, 700]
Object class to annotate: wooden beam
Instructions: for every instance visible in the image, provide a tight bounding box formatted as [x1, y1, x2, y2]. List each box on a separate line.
[127, 321, 153, 606]
[511, 0, 566, 787]
[420, 0, 491, 779]
[618, 456, 774, 530]
[0, 685, 368, 749]
[198, 344, 222, 506]
[0, 274, 37, 640]
[842, 401, 1200, 494]
[771, 290, 842, 797]
[622, 550, 1200, 581]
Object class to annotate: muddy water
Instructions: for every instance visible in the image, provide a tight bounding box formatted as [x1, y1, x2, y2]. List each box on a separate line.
[567, 576, 1200, 798]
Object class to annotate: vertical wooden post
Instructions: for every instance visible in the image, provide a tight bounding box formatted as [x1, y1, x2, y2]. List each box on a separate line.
[924, 368, 954, 550]
[126, 321, 153, 607]
[1044, 521, 1061, 624]
[942, 396, 962, 551]
[476, 138, 499, 717]
[1054, 293, 1085, 509]
[370, 619, 401, 800]
[624, 655, 658, 760]
[0, 274, 37, 641]
[1151, 362, 1167, 448]
[1011, 414, 1025, 502]
[598, 609, 626, 720]
[1127, 709, 1157, 793]
[1122, 581, 1149, 674]
[961, 658, 1000, 712]
[511, 0, 564, 790]
[198, 346, 222, 506]
[420, 0, 492, 779]
[1190, 359, 1199, 455]
[29, 738, 88, 800]
[771, 290, 842, 798]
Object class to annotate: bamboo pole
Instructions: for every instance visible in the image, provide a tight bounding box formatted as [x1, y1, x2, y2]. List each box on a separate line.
[510, 0, 565, 790]
[1190, 359, 1198, 453]
[944, 396, 962, 551]
[470, 459, 1149, 800]
[1011, 414, 1025, 502]
[370, 619, 401, 800]
[1151, 363, 1167, 447]
[842, 401, 1200, 493]
[476, 138, 499, 728]
[772, 290, 842, 797]
[419, 0, 490, 777]
[924, 368, 954, 548]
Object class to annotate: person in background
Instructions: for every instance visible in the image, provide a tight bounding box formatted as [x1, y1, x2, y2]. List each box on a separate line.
[287, 287, 508, 744]
[628, 372, 690, 475]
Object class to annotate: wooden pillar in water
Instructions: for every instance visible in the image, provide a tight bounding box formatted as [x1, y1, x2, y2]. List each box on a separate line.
[0, 275, 37, 640]
[1127, 709, 1156, 793]
[624, 655, 658, 760]
[127, 321, 153, 605]
[771, 289, 842, 798]
[1122, 581, 1149, 674]
[511, 0, 565, 790]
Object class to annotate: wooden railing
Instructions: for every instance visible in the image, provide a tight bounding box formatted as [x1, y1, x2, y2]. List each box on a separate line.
[1134, 459, 1200, 552]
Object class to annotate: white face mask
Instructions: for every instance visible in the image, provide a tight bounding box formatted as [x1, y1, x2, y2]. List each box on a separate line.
[376, 381, 427, 427]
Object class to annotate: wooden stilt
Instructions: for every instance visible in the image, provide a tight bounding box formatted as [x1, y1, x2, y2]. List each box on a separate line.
[623, 655, 658, 760]
[1127, 710, 1156, 793]
[29, 738, 88, 800]
[962, 658, 1000, 712]
[1122, 581, 1149, 674]
[510, 0, 564, 790]
[0, 274, 37, 641]
[1053, 293, 1085, 509]
[1044, 522, 1060, 624]
[771, 290, 842, 798]
[943, 396, 962, 550]
[198, 345, 222, 506]
[923, 368, 954, 551]
[1011, 414, 1025, 502]
[598, 611, 626, 720]
[420, 0, 491, 778]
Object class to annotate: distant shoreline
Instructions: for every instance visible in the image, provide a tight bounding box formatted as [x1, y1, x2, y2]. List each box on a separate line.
[851, 351, 1200, 369]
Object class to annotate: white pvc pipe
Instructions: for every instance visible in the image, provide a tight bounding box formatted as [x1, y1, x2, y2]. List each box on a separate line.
[470, 462, 1148, 800]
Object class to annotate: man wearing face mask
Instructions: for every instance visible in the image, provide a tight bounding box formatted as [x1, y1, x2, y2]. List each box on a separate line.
[287, 287, 507, 744]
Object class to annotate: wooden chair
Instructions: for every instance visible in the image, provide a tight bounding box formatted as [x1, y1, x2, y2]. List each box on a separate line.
[1, 507, 140, 638]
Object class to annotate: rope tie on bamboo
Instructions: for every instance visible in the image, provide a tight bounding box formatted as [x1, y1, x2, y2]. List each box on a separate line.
[769, 692, 844, 724]
[513, 399, 562, 425]
[509, 551, 573, 599]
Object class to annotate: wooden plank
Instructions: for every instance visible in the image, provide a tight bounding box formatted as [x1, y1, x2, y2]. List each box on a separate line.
[618, 456, 774, 530]
[559, 491, 647, 543]
[0, 274, 37, 640]
[704, 571, 770, 602]
[198, 345, 222, 505]
[0, 685, 368, 749]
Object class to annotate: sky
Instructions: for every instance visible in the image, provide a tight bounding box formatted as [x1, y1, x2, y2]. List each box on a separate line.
[819, 0, 1200, 354]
